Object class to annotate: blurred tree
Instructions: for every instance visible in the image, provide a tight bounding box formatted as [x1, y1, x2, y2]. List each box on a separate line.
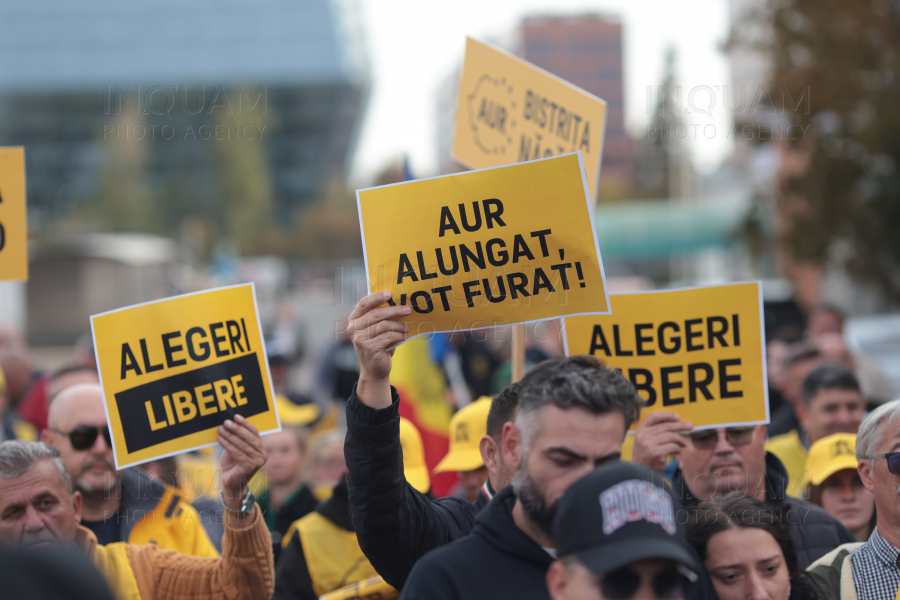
[735, 0, 900, 301]
[290, 180, 362, 258]
[210, 88, 273, 255]
[634, 47, 683, 199]
[92, 112, 157, 231]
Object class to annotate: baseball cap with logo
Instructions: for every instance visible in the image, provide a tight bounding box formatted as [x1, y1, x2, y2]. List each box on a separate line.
[807, 432, 859, 486]
[554, 462, 700, 576]
[400, 417, 431, 493]
[433, 397, 491, 474]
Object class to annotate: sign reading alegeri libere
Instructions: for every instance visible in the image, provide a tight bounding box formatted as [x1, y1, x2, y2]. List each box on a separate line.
[0, 147, 28, 281]
[357, 153, 610, 344]
[452, 37, 608, 201]
[91, 284, 280, 468]
[564, 283, 768, 431]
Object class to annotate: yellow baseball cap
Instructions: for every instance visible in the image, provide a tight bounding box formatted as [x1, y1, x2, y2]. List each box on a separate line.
[434, 397, 491, 474]
[275, 394, 322, 427]
[807, 433, 859, 486]
[400, 417, 431, 493]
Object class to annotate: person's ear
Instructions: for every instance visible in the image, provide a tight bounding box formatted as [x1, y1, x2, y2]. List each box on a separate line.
[546, 560, 569, 600]
[72, 491, 83, 524]
[859, 459, 876, 493]
[502, 421, 522, 472]
[480, 435, 499, 478]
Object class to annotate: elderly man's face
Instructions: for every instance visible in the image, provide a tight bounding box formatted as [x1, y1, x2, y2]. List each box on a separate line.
[675, 426, 768, 500]
[0, 460, 82, 550]
[859, 425, 900, 530]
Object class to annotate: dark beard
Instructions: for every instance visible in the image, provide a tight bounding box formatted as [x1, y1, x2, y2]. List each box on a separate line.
[512, 466, 557, 538]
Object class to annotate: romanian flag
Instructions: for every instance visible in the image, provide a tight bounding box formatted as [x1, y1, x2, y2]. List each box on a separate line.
[391, 336, 457, 497]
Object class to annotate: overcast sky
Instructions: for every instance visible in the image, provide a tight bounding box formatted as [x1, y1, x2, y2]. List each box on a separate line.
[349, 0, 736, 185]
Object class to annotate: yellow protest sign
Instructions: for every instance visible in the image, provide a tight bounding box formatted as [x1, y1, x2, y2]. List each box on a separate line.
[563, 283, 768, 431]
[357, 153, 609, 342]
[453, 37, 608, 201]
[0, 147, 28, 281]
[91, 284, 280, 469]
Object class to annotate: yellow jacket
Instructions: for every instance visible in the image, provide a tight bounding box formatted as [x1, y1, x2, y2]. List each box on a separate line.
[766, 429, 808, 498]
[275, 477, 398, 600]
[77, 504, 274, 600]
[118, 468, 220, 556]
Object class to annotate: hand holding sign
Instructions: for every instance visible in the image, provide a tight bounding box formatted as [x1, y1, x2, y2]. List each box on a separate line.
[218, 414, 266, 525]
[92, 284, 280, 469]
[347, 291, 411, 409]
[631, 411, 693, 473]
[357, 153, 609, 343]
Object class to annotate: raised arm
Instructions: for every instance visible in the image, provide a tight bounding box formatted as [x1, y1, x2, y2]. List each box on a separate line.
[344, 292, 477, 589]
[126, 416, 274, 600]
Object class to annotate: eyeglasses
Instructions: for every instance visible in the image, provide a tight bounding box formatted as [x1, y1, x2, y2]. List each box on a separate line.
[50, 426, 112, 451]
[867, 452, 900, 475]
[577, 562, 693, 600]
[684, 427, 755, 450]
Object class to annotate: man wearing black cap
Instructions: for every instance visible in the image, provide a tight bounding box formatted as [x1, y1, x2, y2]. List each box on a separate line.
[548, 462, 701, 600]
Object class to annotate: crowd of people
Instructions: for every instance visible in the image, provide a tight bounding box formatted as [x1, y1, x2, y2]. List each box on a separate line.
[0, 295, 899, 600]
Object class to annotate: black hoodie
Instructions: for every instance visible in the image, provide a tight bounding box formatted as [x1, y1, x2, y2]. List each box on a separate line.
[669, 451, 855, 569]
[399, 486, 553, 600]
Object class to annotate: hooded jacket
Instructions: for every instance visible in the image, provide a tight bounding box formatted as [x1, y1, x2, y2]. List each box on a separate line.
[669, 451, 855, 569]
[345, 384, 479, 589]
[399, 486, 553, 600]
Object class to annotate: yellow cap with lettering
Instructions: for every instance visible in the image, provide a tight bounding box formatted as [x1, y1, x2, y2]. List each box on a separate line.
[434, 397, 491, 474]
[807, 433, 859, 486]
[399, 417, 430, 493]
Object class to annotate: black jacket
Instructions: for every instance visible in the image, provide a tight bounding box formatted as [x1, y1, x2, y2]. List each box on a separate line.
[670, 451, 856, 569]
[399, 486, 553, 600]
[345, 384, 479, 589]
[272, 478, 354, 600]
[259, 483, 318, 562]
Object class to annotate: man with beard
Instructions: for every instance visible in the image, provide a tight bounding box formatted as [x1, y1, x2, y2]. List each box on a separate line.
[397, 353, 642, 600]
[671, 423, 854, 568]
[42, 383, 220, 555]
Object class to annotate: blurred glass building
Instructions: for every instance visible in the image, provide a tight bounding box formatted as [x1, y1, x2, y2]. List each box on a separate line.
[518, 15, 633, 189]
[0, 0, 370, 223]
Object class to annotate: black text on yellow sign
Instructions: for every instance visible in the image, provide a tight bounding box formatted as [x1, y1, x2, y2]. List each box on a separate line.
[452, 37, 607, 200]
[563, 283, 768, 430]
[0, 147, 28, 281]
[357, 153, 610, 343]
[92, 284, 279, 468]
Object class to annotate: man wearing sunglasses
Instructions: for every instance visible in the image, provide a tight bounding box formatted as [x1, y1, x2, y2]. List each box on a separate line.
[668, 420, 854, 568]
[547, 463, 703, 600]
[41, 383, 220, 556]
[811, 399, 900, 600]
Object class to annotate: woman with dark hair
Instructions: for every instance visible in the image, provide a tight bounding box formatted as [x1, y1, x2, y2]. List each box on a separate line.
[686, 495, 825, 600]
[805, 433, 875, 542]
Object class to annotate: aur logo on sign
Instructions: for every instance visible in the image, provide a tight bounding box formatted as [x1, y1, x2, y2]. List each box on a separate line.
[92, 284, 280, 468]
[453, 37, 608, 201]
